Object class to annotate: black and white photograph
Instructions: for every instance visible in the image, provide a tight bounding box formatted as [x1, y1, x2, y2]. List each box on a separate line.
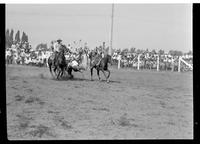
[5, 2, 193, 140]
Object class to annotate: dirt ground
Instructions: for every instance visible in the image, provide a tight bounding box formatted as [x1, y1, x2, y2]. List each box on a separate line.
[6, 64, 193, 139]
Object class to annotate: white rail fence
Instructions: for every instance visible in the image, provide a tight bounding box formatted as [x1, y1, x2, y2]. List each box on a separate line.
[117, 55, 193, 72]
[178, 56, 193, 72]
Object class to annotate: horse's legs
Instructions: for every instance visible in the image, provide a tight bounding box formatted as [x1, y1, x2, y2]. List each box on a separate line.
[57, 70, 61, 79]
[106, 69, 110, 82]
[106, 69, 110, 79]
[53, 66, 57, 77]
[64, 67, 68, 77]
[67, 67, 73, 78]
[90, 67, 94, 81]
[56, 66, 62, 80]
[102, 69, 110, 83]
[61, 66, 66, 78]
[97, 69, 101, 81]
[59, 66, 63, 78]
[101, 70, 108, 82]
[49, 64, 54, 78]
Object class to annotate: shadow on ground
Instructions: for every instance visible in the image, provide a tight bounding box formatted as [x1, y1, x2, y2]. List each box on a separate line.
[50, 76, 121, 83]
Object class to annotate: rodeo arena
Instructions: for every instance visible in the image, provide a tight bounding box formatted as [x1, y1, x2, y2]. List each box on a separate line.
[6, 4, 193, 140]
[6, 37, 193, 139]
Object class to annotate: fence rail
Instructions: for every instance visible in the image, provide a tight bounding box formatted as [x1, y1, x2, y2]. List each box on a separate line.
[116, 54, 193, 72]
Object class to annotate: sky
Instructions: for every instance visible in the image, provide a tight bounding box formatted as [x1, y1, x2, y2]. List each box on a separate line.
[6, 4, 192, 53]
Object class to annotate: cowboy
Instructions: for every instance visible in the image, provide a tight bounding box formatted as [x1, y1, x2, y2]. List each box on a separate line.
[96, 48, 106, 67]
[54, 39, 62, 52]
[53, 39, 63, 65]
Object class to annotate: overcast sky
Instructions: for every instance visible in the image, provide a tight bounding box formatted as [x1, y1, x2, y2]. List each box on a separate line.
[6, 4, 192, 52]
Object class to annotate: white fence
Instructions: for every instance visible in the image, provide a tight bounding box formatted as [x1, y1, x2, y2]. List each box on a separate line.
[178, 56, 193, 72]
[117, 54, 193, 72]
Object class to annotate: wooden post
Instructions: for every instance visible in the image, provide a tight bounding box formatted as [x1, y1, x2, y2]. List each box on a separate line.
[137, 54, 141, 70]
[171, 57, 174, 72]
[118, 59, 120, 69]
[117, 54, 121, 69]
[178, 56, 181, 72]
[157, 55, 159, 71]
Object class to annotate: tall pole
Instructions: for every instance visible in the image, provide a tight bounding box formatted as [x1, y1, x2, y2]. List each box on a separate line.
[109, 3, 114, 55]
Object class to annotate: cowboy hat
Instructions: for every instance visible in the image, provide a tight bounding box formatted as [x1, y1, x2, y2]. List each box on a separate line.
[57, 39, 62, 42]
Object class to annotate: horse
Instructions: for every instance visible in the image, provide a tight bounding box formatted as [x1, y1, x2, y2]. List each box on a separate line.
[47, 46, 67, 79]
[89, 51, 111, 83]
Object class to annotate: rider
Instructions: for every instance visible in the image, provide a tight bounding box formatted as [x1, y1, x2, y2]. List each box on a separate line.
[96, 45, 106, 67]
[53, 39, 63, 65]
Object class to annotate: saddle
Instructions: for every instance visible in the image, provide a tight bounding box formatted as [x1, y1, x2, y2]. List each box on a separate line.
[92, 55, 102, 67]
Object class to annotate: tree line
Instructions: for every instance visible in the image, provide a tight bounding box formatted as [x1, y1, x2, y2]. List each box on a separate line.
[6, 29, 29, 48]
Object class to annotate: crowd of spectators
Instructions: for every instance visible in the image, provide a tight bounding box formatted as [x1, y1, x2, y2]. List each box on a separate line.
[111, 49, 193, 71]
[5, 40, 193, 72]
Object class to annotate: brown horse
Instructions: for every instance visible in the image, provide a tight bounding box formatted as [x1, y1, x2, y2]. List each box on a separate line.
[89, 51, 111, 82]
[47, 45, 67, 79]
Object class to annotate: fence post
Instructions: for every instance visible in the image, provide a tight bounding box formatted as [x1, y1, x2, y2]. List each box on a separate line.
[171, 57, 174, 72]
[117, 55, 121, 69]
[156, 55, 159, 71]
[118, 59, 120, 69]
[137, 54, 141, 70]
[178, 56, 181, 72]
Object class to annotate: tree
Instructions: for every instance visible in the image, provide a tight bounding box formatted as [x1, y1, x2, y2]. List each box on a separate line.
[130, 47, 136, 53]
[121, 48, 129, 55]
[15, 30, 20, 43]
[115, 48, 121, 53]
[168, 50, 183, 56]
[36, 43, 48, 51]
[26, 34, 28, 42]
[136, 49, 142, 54]
[168, 50, 174, 56]
[151, 49, 157, 54]
[158, 49, 165, 55]
[6, 29, 9, 37]
[21, 32, 26, 43]
[175, 50, 183, 56]
[10, 29, 14, 44]
[187, 50, 192, 55]
[6, 29, 11, 48]
[25, 33, 28, 42]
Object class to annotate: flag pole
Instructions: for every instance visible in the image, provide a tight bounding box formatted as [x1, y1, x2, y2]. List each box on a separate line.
[109, 3, 114, 56]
